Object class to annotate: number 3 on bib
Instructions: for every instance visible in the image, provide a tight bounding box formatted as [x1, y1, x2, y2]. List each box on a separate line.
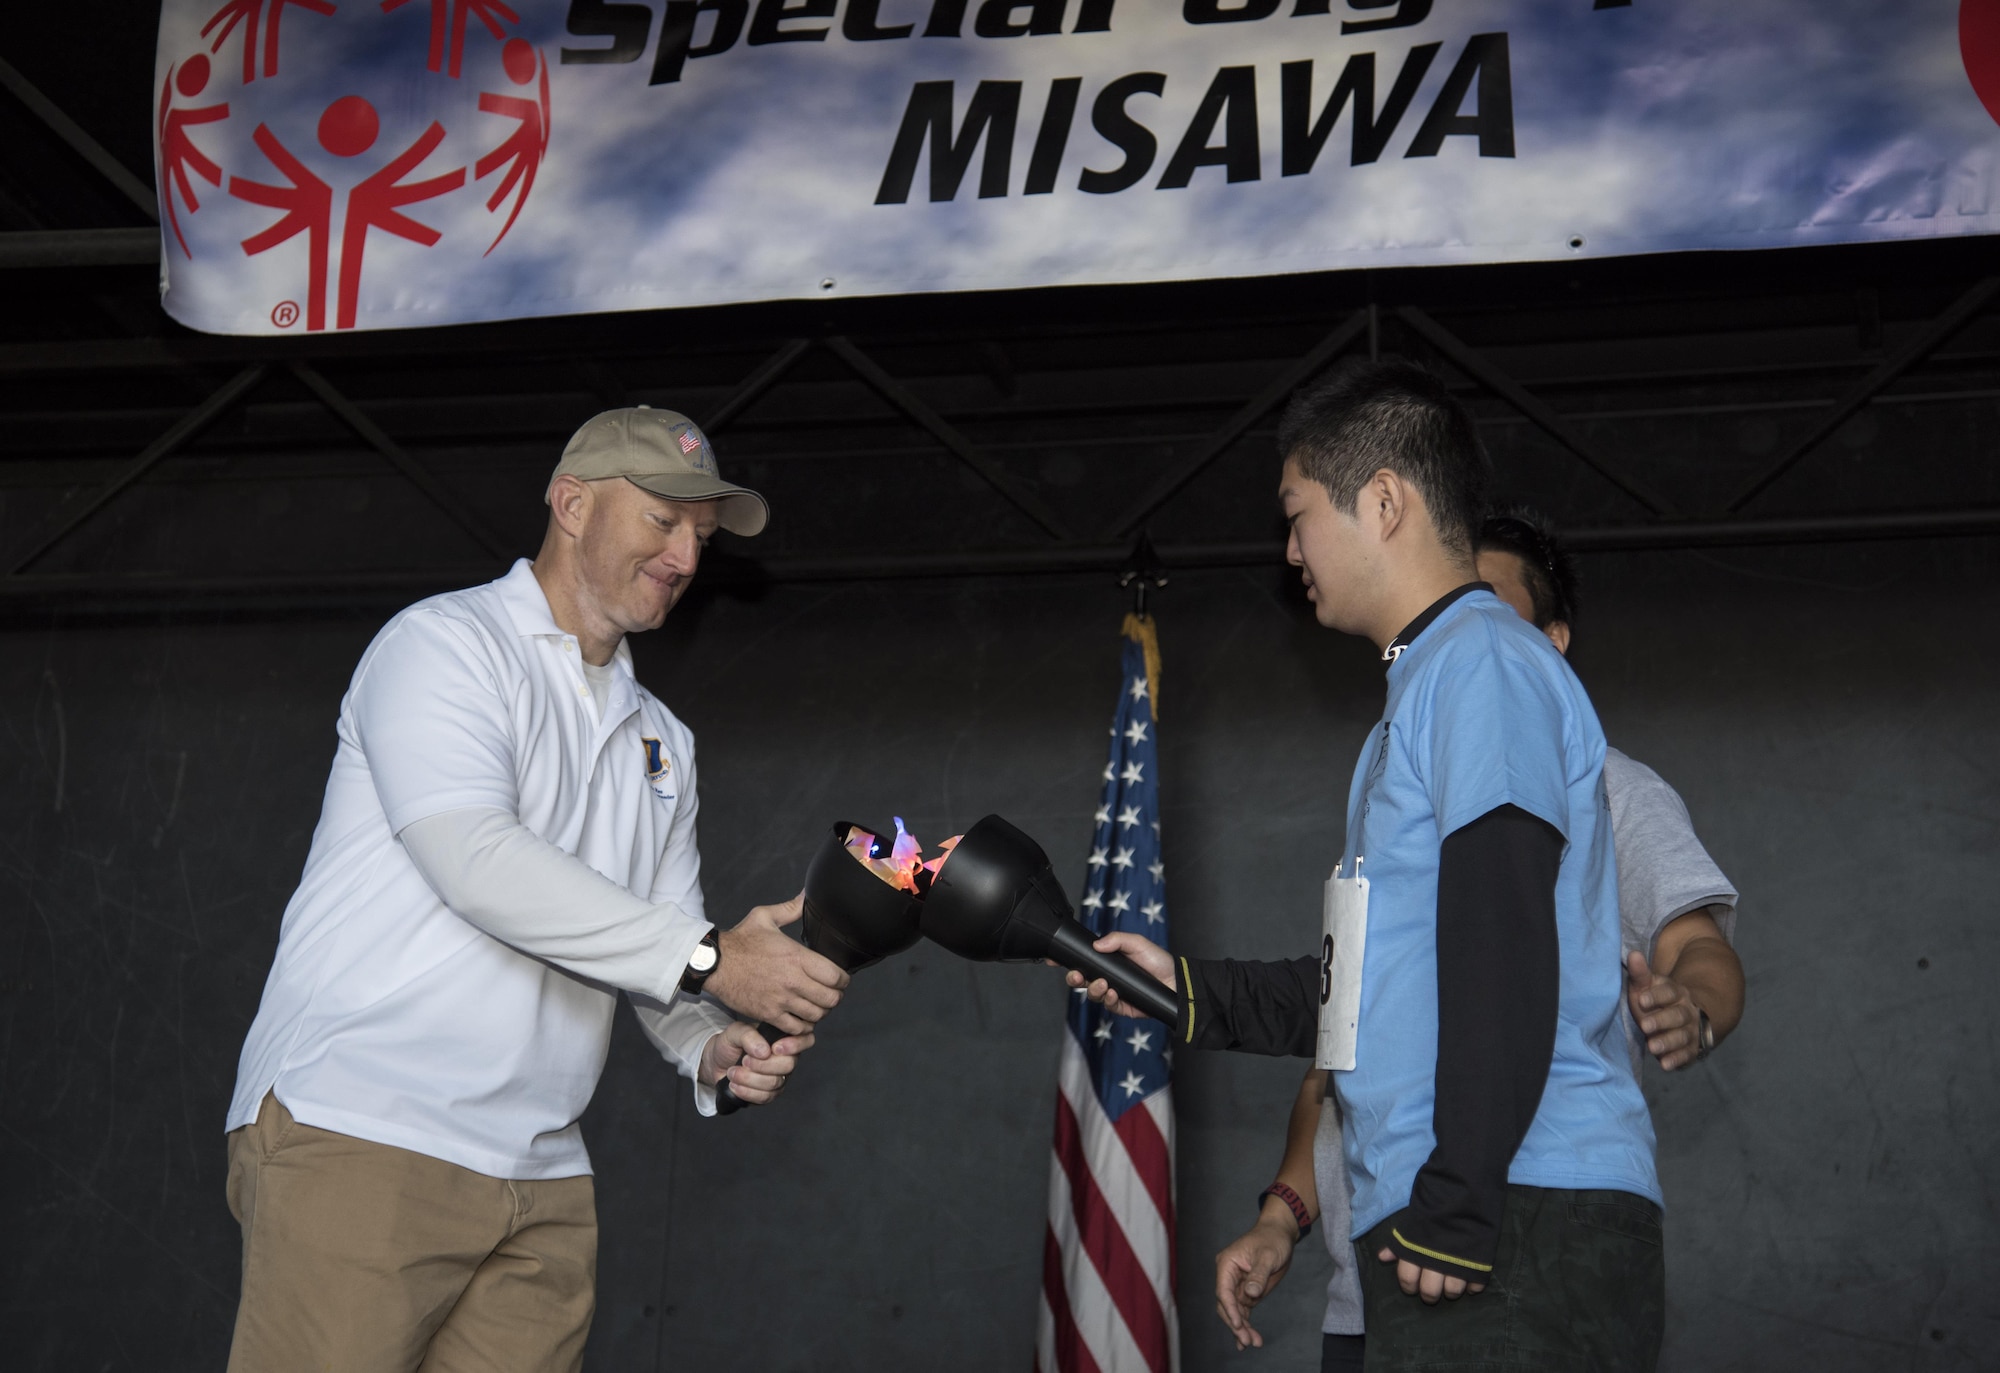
[1317, 858, 1367, 1072]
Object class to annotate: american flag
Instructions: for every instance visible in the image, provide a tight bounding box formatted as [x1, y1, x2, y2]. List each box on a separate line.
[1036, 618, 1178, 1373]
[678, 427, 702, 454]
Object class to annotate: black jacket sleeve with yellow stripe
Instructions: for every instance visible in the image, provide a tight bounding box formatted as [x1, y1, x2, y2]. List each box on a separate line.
[1175, 803, 1563, 1279]
[1174, 954, 1319, 1057]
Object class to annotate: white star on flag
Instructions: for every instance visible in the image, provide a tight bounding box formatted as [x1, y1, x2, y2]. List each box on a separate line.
[1148, 858, 1166, 882]
[1111, 847, 1135, 870]
[1103, 761, 1115, 782]
[1081, 891, 1104, 910]
[1108, 891, 1131, 913]
[1117, 805, 1142, 830]
[1121, 761, 1145, 785]
[1129, 677, 1148, 701]
[1093, 1020, 1114, 1042]
[1142, 899, 1164, 925]
[1125, 720, 1149, 744]
[1118, 1070, 1147, 1098]
[1126, 1028, 1153, 1052]
[1088, 847, 1108, 868]
[1094, 804, 1111, 825]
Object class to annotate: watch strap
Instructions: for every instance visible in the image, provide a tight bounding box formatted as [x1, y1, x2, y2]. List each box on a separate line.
[679, 928, 720, 995]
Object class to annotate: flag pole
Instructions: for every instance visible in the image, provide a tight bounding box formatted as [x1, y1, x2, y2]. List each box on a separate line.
[1118, 533, 1167, 720]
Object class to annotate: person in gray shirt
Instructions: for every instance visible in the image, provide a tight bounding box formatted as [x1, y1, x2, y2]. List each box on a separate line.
[1213, 510, 1746, 1373]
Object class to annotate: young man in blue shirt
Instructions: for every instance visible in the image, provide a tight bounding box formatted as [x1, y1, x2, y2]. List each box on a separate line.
[1076, 361, 1665, 1370]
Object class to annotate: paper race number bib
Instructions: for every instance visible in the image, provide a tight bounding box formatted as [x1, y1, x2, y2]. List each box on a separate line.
[1317, 858, 1368, 1071]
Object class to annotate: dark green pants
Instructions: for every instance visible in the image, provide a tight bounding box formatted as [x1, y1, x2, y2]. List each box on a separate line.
[1356, 1186, 1664, 1373]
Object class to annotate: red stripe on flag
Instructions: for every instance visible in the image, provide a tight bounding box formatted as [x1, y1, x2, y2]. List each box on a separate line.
[1112, 1104, 1174, 1238]
[1041, 1224, 1104, 1373]
[1053, 1092, 1172, 1371]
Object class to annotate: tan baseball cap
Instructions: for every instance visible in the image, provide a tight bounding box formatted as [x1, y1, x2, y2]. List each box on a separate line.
[548, 407, 769, 536]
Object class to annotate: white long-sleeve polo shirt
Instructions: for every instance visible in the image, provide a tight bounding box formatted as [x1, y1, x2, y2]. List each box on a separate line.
[227, 559, 730, 1179]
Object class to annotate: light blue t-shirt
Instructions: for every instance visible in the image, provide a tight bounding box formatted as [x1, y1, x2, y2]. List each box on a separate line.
[1334, 590, 1660, 1239]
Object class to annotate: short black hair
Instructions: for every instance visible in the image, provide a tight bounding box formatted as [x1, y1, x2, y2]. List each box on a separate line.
[1477, 508, 1580, 630]
[1276, 358, 1489, 560]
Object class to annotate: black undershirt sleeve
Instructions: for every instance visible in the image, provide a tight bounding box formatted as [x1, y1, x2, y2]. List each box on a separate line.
[1176, 955, 1320, 1057]
[1382, 802, 1563, 1280]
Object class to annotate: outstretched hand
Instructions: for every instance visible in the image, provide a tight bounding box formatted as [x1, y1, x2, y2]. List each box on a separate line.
[1625, 949, 1702, 1071]
[699, 1021, 814, 1105]
[706, 894, 849, 1036]
[1215, 1216, 1296, 1350]
[1062, 931, 1175, 1020]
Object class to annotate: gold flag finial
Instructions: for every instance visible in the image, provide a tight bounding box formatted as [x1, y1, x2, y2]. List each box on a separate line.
[1121, 611, 1161, 723]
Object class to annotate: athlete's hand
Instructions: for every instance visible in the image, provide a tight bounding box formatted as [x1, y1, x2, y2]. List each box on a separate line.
[1626, 950, 1702, 1071]
[707, 895, 848, 1035]
[699, 1022, 813, 1104]
[1062, 932, 1175, 1020]
[1374, 1246, 1485, 1304]
[1215, 1213, 1297, 1350]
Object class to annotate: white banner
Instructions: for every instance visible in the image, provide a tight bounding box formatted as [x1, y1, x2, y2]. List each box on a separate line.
[152, 0, 2000, 335]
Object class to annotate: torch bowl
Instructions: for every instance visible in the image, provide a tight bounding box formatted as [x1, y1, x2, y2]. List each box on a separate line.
[800, 820, 926, 973]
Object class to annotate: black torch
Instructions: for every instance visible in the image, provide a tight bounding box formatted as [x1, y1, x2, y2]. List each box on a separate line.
[714, 820, 924, 1115]
[919, 814, 1181, 1025]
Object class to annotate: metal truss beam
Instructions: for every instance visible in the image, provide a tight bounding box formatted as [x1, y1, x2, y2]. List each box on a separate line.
[1725, 275, 2000, 512]
[289, 363, 514, 562]
[704, 338, 811, 433]
[1398, 306, 1678, 517]
[7, 506, 1995, 617]
[1108, 310, 1369, 538]
[0, 57, 157, 221]
[823, 334, 1071, 540]
[0, 227, 159, 269]
[6, 364, 267, 575]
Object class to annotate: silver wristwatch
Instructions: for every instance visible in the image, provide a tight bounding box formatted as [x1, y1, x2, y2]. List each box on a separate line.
[1693, 1006, 1715, 1061]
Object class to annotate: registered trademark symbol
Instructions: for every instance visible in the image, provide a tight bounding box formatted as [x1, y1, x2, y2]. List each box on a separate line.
[271, 300, 301, 329]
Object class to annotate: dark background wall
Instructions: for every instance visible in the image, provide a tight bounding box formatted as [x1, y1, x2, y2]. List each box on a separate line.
[4, 535, 1996, 1372]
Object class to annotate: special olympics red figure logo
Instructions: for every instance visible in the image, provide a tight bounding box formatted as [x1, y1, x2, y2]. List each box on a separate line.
[155, 0, 553, 331]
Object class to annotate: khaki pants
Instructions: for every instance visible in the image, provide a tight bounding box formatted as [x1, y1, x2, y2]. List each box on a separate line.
[225, 1094, 597, 1373]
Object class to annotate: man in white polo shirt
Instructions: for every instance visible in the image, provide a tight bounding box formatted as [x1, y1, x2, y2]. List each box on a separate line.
[223, 407, 849, 1373]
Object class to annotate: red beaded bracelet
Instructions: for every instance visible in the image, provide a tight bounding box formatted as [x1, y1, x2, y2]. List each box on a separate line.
[1259, 1182, 1312, 1240]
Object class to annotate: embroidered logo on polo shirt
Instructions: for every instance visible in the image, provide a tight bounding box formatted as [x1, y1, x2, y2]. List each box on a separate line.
[641, 737, 674, 803]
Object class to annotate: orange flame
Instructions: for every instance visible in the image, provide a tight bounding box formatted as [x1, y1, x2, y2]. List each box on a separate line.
[844, 819, 962, 894]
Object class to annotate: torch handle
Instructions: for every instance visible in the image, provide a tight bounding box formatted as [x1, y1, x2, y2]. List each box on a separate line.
[712, 1023, 782, 1117]
[1047, 921, 1183, 1026]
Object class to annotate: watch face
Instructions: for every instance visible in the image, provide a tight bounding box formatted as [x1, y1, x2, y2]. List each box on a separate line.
[689, 940, 717, 974]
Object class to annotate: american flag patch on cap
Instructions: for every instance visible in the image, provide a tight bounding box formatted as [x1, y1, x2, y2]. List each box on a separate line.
[678, 429, 702, 455]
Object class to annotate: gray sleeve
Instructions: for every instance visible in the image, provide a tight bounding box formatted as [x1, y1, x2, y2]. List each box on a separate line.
[1602, 748, 1739, 959]
[1313, 1089, 1365, 1336]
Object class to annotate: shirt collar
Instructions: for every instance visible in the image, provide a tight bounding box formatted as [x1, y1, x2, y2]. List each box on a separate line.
[1382, 582, 1492, 666]
[493, 558, 564, 638]
[491, 558, 636, 678]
